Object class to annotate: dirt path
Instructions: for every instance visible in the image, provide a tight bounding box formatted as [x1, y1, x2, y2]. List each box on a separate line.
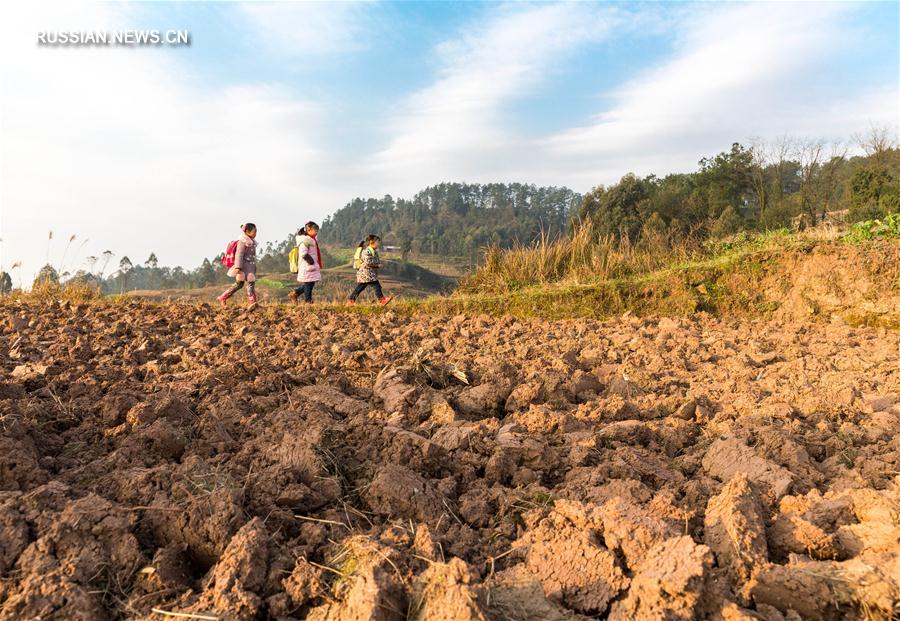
[1, 301, 897, 620]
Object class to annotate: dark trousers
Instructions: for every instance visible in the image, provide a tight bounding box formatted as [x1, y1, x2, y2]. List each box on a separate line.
[349, 280, 383, 301]
[293, 281, 315, 303]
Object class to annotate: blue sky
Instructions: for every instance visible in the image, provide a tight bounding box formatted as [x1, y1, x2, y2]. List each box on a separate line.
[1, 1, 897, 280]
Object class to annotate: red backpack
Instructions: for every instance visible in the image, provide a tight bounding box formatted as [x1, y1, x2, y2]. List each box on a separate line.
[222, 240, 238, 268]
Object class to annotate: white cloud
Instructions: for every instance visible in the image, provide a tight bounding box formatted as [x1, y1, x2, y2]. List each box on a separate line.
[364, 3, 631, 191]
[539, 2, 898, 188]
[0, 2, 346, 281]
[237, 1, 377, 57]
[366, 2, 896, 195]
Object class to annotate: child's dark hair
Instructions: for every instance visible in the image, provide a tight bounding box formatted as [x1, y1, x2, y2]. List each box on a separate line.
[242, 223, 256, 233]
[298, 221, 320, 236]
[358, 234, 380, 248]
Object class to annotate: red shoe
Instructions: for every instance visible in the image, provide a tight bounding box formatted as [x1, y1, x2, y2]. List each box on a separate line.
[378, 296, 393, 306]
[345, 299, 356, 306]
[217, 292, 230, 307]
[247, 293, 258, 310]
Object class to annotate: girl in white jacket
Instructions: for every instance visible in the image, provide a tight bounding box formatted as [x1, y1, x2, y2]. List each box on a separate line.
[288, 221, 322, 304]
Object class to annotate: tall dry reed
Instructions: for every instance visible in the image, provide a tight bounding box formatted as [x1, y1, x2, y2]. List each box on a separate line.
[460, 219, 699, 293]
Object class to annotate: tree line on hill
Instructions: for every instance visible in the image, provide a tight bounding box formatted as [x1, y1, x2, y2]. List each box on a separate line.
[6, 239, 344, 295]
[319, 182, 581, 257]
[578, 128, 898, 242]
[320, 129, 898, 251]
[14, 252, 227, 295]
[4, 128, 896, 294]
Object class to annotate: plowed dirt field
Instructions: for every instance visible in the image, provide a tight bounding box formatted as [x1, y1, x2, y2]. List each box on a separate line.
[1, 300, 897, 620]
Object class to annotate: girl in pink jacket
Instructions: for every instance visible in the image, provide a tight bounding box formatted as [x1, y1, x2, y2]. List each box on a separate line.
[288, 221, 322, 304]
[217, 223, 258, 309]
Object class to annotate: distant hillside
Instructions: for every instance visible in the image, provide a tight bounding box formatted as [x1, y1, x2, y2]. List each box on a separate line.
[319, 182, 581, 257]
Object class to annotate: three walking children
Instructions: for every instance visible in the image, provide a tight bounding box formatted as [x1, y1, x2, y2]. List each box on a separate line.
[217, 222, 392, 308]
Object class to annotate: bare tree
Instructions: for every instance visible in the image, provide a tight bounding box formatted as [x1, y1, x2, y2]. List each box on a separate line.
[818, 140, 848, 222]
[118, 256, 133, 293]
[770, 134, 794, 206]
[796, 138, 825, 226]
[98, 250, 115, 280]
[86, 256, 98, 275]
[854, 123, 899, 167]
[749, 137, 770, 219]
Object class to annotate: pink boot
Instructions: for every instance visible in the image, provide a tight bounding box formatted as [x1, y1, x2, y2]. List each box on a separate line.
[217, 291, 231, 307]
[247, 292, 258, 310]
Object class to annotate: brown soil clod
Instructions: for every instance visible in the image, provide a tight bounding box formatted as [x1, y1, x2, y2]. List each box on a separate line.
[704, 473, 768, 598]
[410, 557, 489, 621]
[608, 536, 715, 621]
[515, 503, 629, 614]
[178, 517, 271, 620]
[307, 537, 408, 621]
[364, 463, 447, 524]
[702, 437, 795, 502]
[748, 553, 899, 621]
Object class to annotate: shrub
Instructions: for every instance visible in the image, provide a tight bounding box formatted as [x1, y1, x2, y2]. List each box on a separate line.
[844, 213, 900, 242]
[708, 206, 743, 239]
[848, 166, 898, 222]
[32, 264, 60, 289]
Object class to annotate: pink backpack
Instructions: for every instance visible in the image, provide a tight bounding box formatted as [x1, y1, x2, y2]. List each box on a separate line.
[222, 240, 238, 268]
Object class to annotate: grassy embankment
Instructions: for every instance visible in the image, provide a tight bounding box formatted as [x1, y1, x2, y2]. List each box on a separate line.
[12, 216, 899, 327]
[377, 216, 900, 327]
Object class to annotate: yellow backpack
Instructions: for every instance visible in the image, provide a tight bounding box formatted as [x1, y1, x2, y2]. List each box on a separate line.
[353, 246, 364, 269]
[289, 247, 299, 273]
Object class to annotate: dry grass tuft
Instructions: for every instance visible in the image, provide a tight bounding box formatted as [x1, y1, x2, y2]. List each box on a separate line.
[459, 218, 699, 294]
[16, 279, 103, 303]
